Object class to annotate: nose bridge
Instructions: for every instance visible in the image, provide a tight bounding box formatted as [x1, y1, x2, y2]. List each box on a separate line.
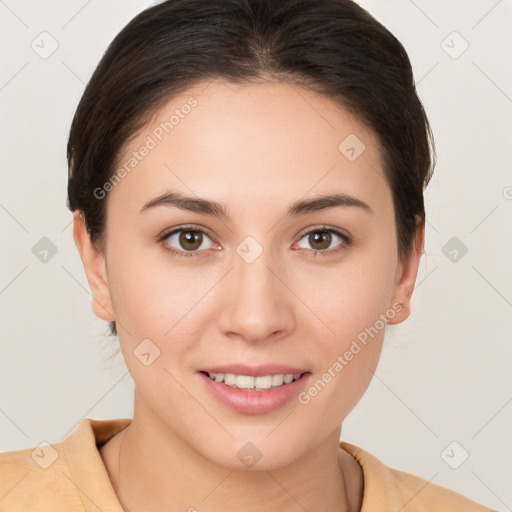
[218, 239, 294, 342]
[236, 242, 274, 296]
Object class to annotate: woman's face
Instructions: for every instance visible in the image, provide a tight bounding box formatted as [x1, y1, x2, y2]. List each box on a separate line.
[75, 78, 422, 469]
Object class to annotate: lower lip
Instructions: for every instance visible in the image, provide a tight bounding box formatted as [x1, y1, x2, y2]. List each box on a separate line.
[198, 372, 311, 415]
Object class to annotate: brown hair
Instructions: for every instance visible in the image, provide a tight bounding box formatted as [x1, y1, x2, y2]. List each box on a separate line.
[67, 0, 435, 337]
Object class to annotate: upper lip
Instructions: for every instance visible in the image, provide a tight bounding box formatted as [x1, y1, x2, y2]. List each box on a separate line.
[199, 364, 310, 377]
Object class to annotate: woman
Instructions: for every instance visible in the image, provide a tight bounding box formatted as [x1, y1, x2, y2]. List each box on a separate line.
[0, 0, 497, 510]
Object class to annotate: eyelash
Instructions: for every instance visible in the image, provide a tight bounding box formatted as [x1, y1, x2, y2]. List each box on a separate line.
[158, 225, 352, 259]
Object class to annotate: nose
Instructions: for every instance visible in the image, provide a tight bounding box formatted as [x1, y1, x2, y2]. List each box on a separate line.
[216, 246, 296, 344]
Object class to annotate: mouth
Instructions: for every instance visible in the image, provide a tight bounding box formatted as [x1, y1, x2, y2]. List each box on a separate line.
[199, 370, 310, 391]
[197, 366, 312, 414]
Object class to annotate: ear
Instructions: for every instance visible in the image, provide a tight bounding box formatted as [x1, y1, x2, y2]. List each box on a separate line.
[72, 211, 115, 323]
[387, 219, 425, 325]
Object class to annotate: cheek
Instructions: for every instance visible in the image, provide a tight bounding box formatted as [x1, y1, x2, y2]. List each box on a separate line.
[297, 332, 384, 438]
[291, 252, 394, 415]
[107, 245, 216, 338]
[295, 273, 390, 432]
[293, 251, 396, 345]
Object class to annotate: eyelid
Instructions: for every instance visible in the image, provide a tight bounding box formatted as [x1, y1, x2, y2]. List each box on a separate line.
[159, 223, 350, 242]
[158, 223, 215, 241]
[295, 224, 351, 241]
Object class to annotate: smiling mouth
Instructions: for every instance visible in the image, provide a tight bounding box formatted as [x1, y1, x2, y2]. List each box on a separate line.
[200, 371, 309, 391]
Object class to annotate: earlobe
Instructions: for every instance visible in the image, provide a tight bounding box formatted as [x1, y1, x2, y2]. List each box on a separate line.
[387, 220, 425, 325]
[72, 211, 116, 323]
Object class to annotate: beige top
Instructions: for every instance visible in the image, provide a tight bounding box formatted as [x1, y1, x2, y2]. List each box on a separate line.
[0, 417, 496, 511]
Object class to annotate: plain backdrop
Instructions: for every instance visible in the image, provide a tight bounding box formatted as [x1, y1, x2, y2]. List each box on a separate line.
[0, 0, 511, 510]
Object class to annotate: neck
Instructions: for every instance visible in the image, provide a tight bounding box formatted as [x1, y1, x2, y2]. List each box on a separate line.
[102, 392, 362, 512]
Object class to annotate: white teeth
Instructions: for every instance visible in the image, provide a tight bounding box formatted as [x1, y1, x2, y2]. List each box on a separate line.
[254, 376, 272, 389]
[271, 374, 284, 386]
[236, 375, 255, 389]
[205, 372, 304, 390]
[224, 373, 236, 386]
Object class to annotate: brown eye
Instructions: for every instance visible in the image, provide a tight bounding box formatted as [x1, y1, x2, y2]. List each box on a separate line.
[295, 227, 351, 256]
[179, 230, 203, 251]
[308, 231, 332, 251]
[160, 227, 215, 257]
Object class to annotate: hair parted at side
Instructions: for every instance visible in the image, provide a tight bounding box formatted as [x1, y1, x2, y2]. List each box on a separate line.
[67, 0, 435, 338]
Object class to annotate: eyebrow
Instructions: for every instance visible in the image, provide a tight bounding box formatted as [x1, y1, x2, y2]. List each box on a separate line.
[140, 191, 372, 217]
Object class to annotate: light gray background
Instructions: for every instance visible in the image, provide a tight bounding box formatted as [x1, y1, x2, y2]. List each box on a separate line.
[0, 0, 511, 510]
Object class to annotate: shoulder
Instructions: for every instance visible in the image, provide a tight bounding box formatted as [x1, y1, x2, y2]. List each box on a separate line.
[0, 417, 131, 511]
[0, 441, 83, 509]
[340, 441, 497, 512]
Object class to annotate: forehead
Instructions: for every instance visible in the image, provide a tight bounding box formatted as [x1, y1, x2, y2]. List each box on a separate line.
[107, 78, 391, 219]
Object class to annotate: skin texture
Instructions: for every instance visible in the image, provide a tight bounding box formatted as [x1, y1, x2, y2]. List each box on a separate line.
[73, 78, 424, 511]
